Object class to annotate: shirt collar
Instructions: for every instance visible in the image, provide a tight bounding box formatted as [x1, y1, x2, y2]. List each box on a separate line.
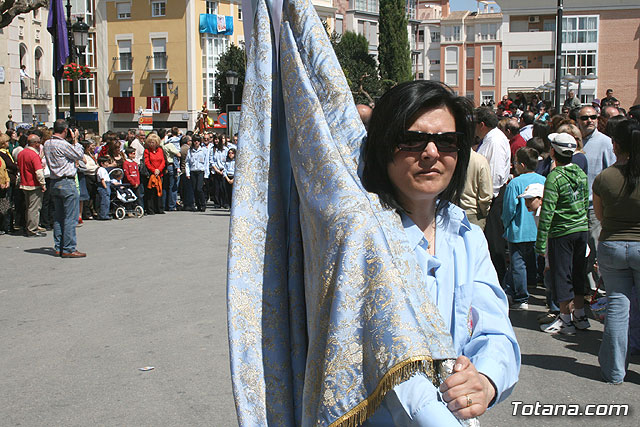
[583, 128, 598, 144]
[400, 202, 472, 251]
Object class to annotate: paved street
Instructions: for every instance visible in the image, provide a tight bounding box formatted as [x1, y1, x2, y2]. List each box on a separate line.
[1, 207, 638, 426]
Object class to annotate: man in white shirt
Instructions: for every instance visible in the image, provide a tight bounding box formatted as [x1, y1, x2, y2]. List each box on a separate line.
[130, 130, 146, 163]
[475, 107, 511, 198]
[475, 106, 511, 286]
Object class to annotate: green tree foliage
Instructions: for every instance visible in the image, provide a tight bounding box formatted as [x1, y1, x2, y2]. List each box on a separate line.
[333, 31, 380, 105]
[378, 0, 412, 84]
[214, 44, 246, 111]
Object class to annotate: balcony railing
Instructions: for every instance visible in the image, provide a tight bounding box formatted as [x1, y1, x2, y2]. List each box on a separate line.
[147, 53, 167, 70]
[21, 77, 52, 100]
[113, 54, 133, 71]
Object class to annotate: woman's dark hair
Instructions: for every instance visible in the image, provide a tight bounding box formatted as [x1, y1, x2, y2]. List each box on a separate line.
[604, 114, 626, 138]
[532, 120, 551, 153]
[191, 135, 201, 150]
[516, 147, 539, 172]
[612, 119, 640, 196]
[18, 133, 28, 148]
[362, 80, 473, 214]
[526, 137, 546, 156]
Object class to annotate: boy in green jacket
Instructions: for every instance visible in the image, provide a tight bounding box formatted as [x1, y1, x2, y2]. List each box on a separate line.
[536, 133, 590, 335]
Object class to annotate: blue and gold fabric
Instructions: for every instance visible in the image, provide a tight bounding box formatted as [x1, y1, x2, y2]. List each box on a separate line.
[228, 0, 462, 425]
[199, 13, 234, 35]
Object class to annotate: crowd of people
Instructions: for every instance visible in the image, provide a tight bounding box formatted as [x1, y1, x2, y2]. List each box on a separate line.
[461, 90, 640, 384]
[2, 86, 639, 386]
[0, 121, 237, 246]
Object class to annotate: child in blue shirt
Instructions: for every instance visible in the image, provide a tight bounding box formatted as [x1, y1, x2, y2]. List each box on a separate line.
[96, 156, 112, 220]
[502, 147, 546, 309]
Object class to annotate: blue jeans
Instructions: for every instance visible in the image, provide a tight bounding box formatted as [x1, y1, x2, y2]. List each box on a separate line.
[97, 185, 111, 219]
[162, 164, 178, 210]
[51, 177, 79, 253]
[598, 240, 640, 383]
[504, 241, 536, 304]
[544, 269, 560, 312]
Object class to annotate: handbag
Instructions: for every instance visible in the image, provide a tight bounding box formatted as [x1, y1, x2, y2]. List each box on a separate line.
[139, 159, 150, 178]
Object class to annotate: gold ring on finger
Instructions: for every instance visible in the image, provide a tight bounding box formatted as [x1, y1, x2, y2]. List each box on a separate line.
[466, 395, 472, 407]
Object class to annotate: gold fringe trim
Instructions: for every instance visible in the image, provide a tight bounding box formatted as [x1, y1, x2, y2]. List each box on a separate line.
[329, 356, 436, 427]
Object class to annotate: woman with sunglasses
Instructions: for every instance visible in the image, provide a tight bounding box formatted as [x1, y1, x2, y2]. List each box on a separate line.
[361, 80, 520, 424]
[228, 2, 519, 423]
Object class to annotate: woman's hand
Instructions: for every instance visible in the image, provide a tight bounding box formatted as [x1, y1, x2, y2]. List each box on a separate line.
[439, 355, 496, 419]
[154, 169, 160, 175]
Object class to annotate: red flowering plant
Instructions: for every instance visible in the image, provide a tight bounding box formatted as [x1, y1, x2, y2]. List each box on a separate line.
[62, 63, 92, 81]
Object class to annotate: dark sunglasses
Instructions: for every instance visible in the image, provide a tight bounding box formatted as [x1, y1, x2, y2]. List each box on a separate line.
[397, 131, 463, 153]
[579, 114, 598, 121]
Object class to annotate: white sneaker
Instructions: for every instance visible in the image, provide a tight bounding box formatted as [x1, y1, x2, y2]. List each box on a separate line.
[573, 313, 591, 330]
[510, 302, 529, 310]
[540, 316, 576, 335]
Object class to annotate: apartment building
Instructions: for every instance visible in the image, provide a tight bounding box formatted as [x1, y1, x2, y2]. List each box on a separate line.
[497, 0, 640, 108]
[98, 0, 245, 131]
[438, 6, 502, 105]
[99, 0, 336, 132]
[413, 1, 447, 82]
[334, 0, 380, 57]
[0, 7, 54, 127]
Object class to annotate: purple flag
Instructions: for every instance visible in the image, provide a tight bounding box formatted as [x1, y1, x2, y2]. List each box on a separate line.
[47, 0, 69, 78]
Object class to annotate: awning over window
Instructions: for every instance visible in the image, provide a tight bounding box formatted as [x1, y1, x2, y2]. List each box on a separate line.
[199, 14, 233, 35]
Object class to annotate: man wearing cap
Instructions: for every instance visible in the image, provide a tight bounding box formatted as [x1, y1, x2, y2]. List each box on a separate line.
[577, 105, 615, 292]
[535, 133, 589, 335]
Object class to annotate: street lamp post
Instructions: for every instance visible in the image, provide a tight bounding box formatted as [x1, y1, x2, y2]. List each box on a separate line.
[225, 70, 239, 105]
[64, 0, 90, 126]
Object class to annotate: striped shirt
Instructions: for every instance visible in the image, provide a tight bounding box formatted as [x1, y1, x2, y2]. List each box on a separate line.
[535, 163, 589, 253]
[43, 135, 84, 179]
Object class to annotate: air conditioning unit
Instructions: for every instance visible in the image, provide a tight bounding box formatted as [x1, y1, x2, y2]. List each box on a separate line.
[529, 16, 540, 23]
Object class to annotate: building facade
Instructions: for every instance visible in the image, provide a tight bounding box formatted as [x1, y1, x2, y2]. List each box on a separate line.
[0, 7, 54, 129]
[437, 6, 502, 105]
[98, 0, 335, 133]
[497, 0, 640, 108]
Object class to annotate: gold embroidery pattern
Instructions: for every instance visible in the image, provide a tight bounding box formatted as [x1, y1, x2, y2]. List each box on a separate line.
[228, 0, 459, 425]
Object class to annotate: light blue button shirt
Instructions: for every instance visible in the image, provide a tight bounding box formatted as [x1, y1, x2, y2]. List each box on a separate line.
[224, 159, 235, 177]
[210, 146, 228, 171]
[582, 129, 615, 204]
[366, 203, 521, 426]
[185, 146, 210, 178]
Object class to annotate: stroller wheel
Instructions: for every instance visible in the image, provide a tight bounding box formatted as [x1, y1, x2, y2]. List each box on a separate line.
[134, 205, 144, 218]
[115, 207, 126, 220]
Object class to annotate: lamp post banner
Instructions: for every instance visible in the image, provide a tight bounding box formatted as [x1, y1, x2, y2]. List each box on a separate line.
[47, 0, 70, 78]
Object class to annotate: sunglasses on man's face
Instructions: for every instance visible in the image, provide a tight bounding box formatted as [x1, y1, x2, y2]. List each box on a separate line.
[397, 131, 463, 153]
[580, 115, 598, 121]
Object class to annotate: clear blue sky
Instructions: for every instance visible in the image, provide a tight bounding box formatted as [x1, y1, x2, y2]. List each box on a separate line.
[450, 0, 501, 12]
